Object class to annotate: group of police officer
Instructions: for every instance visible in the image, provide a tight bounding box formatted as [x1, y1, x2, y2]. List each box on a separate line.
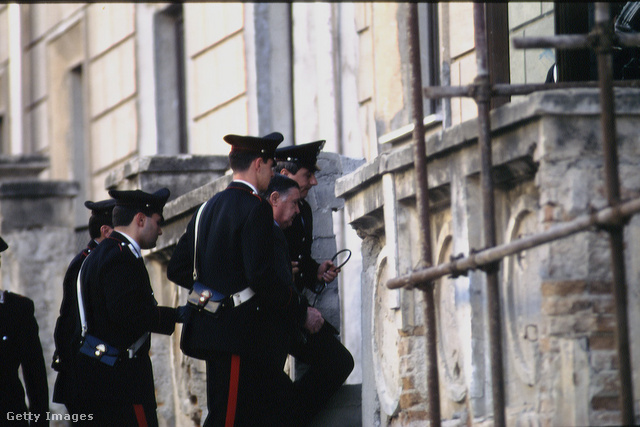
[21, 132, 353, 427]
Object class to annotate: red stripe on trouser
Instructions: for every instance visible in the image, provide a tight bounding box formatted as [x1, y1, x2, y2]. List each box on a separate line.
[133, 404, 148, 427]
[225, 354, 241, 427]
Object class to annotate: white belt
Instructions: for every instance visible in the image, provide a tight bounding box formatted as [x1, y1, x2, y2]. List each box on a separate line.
[232, 287, 255, 307]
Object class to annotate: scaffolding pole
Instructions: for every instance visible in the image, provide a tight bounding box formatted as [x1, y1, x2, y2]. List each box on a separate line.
[388, 197, 640, 289]
[390, 1, 639, 425]
[473, 4, 506, 426]
[594, 3, 635, 423]
[407, 4, 441, 426]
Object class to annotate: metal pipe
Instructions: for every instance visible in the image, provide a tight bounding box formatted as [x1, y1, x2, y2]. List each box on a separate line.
[595, 3, 635, 423]
[424, 80, 640, 99]
[513, 32, 640, 50]
[512, 34, 592, 49]
[387, 197, 640, 290]
[407, 4, 441, 425]
[473, 4, 506, 426]
[617, 32, 640, 48]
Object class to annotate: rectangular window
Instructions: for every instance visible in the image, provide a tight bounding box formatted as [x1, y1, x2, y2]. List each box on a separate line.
[154, 4, 188, 154]
[70, 65, 88, 227]
[0, 116, 4, 154]
[419, 3, 441, 116]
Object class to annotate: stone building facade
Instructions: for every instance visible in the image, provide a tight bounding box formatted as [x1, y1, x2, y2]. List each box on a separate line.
[0, 2, 638, 426]
[337, 88, 640, 426]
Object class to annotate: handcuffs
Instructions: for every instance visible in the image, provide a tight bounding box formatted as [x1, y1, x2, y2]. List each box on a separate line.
[312, 248, 352, 296]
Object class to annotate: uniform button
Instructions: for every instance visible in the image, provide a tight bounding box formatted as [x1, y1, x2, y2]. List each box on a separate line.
[298, 255, 303, 260]
[302, 237, 306, 242]
[300, 273, 304, 278]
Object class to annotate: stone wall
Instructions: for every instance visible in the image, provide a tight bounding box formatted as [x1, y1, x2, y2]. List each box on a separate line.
[336, 88, 640, 426]
[0, 180, 79, 426]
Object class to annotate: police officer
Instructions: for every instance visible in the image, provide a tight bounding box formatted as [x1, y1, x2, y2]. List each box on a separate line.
[275, 141, 355, 420]
[0, 237, 50, 426]
[168, 133, 314, 426]
[52, 198, 115, 412]
[72, 188, 188, 426]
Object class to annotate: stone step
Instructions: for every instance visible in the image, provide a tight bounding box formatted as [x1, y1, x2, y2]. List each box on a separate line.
[309, 384, 362, 427]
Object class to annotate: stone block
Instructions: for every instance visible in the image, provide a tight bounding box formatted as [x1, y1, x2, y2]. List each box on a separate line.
[591, 351, 616, 372]
[589, 280, 612, 294]
[90, 100, 138, 170]
[399, 391, 423, 409]
[0, 181, 79, 231]
[105, 154, 229, 200]
[189, 96, 248, 156]
[593, 298, 616, 314]
[594, 314, 616, 331]
[184, 3, 243, 58]
[87, 3, 134, 57]
[541, 280, 587, 297]
[509, 28, 526, 85]
[397, 409, 429, 425]
[548, 316, 579, 336]
[30, 4, 83, 44]
[589, 332, 615, 350]
[448, 2, 474, 59]
[591, 395, 619, 411]
[89, 38, 136, 116]
[591, 411, 623, 426]
[508, 2, 542, 29]
[25, 40, 47, 105]
[592, 371, 622, 395]
[192, 34, 246, 116]
[357, 28, 374, 103]
[0, 8, 6, 64]
[541, 296, 572, 316]
[402, 376, 415, 390]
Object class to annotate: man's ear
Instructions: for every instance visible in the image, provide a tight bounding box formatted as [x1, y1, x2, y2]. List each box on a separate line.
[269, 191, 280, 206]
[253, 157, 264, 171]
[135, 212, 146, 227]
[100, 225, 113, 239]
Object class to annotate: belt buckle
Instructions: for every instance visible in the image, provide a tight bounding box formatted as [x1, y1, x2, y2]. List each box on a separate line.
[232, 293, 242, 307]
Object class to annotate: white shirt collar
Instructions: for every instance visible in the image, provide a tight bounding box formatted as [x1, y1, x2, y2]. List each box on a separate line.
[233, 179, 258, 195]
[117, 231, 142, 258]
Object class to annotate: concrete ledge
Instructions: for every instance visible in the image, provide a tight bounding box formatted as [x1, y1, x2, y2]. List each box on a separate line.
[336, 88, 640, 201]
[0, 155, 49, 181]
[0, 181, 79, 231]
[106, 154, 230, 200]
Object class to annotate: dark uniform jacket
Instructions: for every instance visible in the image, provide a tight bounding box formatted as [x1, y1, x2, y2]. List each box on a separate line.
[167, 182, 307, 358]
[0, 291, 49, 426]
[52, 239, 97, 404]
[72, 231, 177, 407]
[283, 199, 320, 293]
[273, 222, 309, 354]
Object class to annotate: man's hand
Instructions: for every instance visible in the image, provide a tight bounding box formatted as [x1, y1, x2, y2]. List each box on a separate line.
[317, 260, 340, 284]
[303, 307, 324, 334]
[291, 261, 299, 276]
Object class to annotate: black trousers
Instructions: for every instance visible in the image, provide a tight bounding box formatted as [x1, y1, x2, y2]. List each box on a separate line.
[204, 352, 306, 427]
[290, 322, 355, 419]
